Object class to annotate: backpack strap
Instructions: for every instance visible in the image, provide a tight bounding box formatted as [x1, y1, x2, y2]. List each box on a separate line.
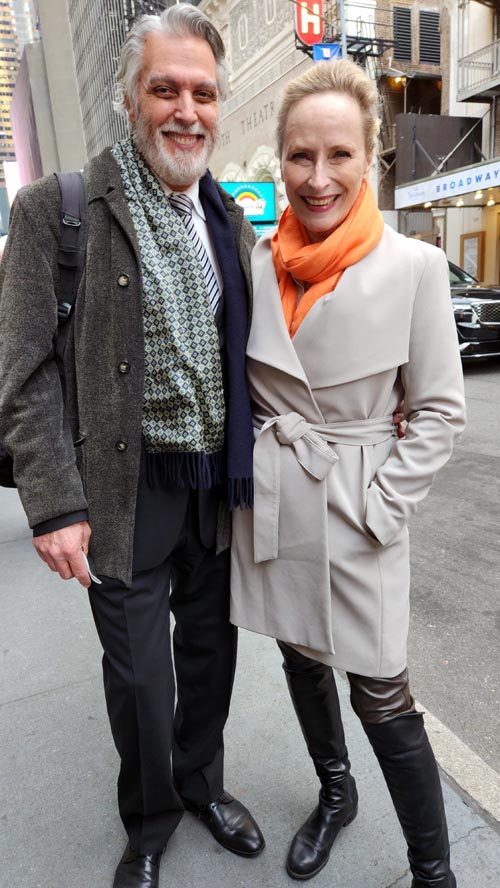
[0, 172, 88, 489]
[54, 171, 87, 365]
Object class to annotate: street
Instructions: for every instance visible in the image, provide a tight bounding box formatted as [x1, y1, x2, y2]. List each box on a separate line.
[408, 358, 500, 776]
[1, 358, 500, 887]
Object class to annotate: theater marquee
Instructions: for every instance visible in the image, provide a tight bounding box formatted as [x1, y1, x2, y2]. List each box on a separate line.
[395, 159, 500, 209]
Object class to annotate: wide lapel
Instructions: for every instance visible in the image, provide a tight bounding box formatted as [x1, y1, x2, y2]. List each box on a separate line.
[247, 232, 310, 386]
[291, 228, 411, 388]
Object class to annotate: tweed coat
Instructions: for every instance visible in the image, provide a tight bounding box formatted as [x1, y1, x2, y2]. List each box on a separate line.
[0, 149, 254, 586]
[230, 225, 466, 678]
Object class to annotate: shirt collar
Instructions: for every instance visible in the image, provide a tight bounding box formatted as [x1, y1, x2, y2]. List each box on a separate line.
[163, 180, 206, 222]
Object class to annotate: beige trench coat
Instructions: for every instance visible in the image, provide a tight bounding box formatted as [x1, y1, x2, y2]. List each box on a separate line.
[230, 225, 466, 678]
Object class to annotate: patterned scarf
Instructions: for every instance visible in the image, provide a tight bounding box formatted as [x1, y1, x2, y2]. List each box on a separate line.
[112, 138, 225, 487]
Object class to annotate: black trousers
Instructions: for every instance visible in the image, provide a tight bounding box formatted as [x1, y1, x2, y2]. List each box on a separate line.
[88, 467, 237, 854]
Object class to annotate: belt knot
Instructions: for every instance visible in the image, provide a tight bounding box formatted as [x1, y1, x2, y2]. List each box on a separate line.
[274, 412, 311, 446]
[253, 412, 395, 564]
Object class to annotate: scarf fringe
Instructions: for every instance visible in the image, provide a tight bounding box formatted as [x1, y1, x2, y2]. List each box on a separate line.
[145, 450, 223, 489]
[227, 476, 254, 510]
[144, 451, 254, 508]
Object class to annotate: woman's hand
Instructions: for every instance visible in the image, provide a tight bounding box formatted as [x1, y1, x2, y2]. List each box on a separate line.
[393, 400, 406, 438]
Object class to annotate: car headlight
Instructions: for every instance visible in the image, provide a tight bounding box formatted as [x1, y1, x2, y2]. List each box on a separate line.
[453, 303, 479, 323]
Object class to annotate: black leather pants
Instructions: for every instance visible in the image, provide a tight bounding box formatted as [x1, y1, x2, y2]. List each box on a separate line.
[278, 640, 416, 723]
[347, 666, 416, 722]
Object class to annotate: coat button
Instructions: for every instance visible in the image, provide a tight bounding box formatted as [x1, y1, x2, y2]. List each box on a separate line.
[117, 273, 130, 287]
[115, 440, 128, 452]
[118, 361, 130, 374]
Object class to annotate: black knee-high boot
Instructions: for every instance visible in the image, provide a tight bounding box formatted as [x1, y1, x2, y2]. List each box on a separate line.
[279, 642, 358, 881]
[363, 712, 456, 888]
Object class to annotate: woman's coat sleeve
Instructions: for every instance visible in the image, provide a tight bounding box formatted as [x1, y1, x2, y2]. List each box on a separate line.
[365, 245, 466, 546]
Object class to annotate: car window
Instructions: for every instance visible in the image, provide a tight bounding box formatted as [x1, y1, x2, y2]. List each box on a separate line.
[448, 260, 478, 285]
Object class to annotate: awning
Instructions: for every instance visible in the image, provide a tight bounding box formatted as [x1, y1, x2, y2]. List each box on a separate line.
[394, 157, 500, 209]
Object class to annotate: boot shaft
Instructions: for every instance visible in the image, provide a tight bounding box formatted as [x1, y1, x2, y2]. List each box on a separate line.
[364, 712, 455, 888]
[279, 641, 348, 765]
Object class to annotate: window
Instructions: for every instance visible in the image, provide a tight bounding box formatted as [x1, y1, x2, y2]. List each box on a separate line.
[419, 11, 440, 64]
[393, 7, 412, 61]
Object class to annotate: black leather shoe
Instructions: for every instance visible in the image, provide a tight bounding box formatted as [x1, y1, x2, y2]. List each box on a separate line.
[113, 844, 163, 888]
[182, 790, 265, 857]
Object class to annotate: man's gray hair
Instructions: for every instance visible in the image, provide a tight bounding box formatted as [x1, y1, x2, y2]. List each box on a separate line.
[113, 3, 228, 116]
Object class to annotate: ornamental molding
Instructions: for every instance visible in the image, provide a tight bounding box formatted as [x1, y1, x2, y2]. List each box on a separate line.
[199, 0, 226, 22]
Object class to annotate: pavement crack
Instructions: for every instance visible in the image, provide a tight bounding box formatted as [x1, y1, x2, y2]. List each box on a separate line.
[450, 823, 491, 845]
[384, 869, 411, 888]
[0, 673, 101, 709]
[0, 535, 30, 545]
[381, 826, 492, 888]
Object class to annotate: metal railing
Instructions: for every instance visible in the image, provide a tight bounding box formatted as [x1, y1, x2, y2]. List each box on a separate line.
[458, 39, 500, 99]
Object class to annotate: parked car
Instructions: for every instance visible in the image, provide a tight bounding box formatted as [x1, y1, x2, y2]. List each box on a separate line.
[448, 260, 500, 360]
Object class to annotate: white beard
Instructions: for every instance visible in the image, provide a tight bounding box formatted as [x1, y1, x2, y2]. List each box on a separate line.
[132, 115, 217, 189]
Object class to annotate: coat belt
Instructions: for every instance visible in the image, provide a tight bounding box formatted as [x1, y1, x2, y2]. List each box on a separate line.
[253, 412, 396, 563]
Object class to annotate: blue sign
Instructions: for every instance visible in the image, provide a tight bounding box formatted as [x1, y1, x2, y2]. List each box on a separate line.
[312, 43, 341, 61]
[219, 181, 276, 224]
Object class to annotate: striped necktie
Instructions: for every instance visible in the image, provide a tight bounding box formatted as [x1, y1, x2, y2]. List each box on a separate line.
[168, 192, 221, 314]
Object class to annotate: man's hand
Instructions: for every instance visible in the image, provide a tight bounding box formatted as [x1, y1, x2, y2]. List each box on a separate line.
[393, 399, 406, 439]
[33, 521, 92, 588]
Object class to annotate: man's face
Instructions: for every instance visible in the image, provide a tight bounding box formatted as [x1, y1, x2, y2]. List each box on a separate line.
[126, 31, 220, 191]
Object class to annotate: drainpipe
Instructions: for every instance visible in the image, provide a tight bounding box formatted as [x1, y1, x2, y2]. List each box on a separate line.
[339, 0, 347, 59]
[491, 95, 497, 159]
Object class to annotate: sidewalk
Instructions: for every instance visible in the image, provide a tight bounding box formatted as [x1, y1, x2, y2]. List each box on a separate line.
[1, 486, 500, 888]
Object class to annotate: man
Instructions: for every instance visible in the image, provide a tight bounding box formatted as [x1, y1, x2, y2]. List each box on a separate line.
[0, 6, 263, 888]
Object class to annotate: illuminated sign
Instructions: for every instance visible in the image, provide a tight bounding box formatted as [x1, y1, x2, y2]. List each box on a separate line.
[295, 0, 324, 47]
[395, 158, 500, 209]
[219, 182, 276, 224]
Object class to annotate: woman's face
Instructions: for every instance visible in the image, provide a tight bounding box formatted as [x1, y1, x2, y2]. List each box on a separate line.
[280, 91, 372, 243]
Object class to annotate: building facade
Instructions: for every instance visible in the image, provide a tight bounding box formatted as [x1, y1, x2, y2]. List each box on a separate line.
[0, 2, 17, 165]
[10, 0, 177, 195]
[394, 0, 500, 282]
[204, 0, 500, 281]
[67, 0, 129, 159]
[10, 0, 500, 281]
[202, 0, 310, 213]
[204, 1, 445, 219]
[67, 0, 186, 159]
[440, 0, 500, 282]
[12, 0, 37, 51]
[0, 0, 21, 228]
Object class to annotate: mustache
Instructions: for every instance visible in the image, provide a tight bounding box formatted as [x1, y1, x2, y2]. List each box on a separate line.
[159, 122, 207, 136]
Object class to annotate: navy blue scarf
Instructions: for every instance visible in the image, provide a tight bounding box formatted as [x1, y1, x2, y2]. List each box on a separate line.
[200, 171, 254, 509]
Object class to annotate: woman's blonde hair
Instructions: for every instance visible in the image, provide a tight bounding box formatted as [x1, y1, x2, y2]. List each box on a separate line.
[276, 59, 381, 160]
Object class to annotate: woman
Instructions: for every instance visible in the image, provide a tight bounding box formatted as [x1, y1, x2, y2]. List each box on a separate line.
[230, 60, 464, 887]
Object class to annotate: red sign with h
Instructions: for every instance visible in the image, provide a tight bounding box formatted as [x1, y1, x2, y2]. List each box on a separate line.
[295, 0, 325, 46]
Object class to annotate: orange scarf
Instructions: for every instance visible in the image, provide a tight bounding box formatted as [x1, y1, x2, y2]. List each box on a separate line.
[271, 180, 384, 337]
